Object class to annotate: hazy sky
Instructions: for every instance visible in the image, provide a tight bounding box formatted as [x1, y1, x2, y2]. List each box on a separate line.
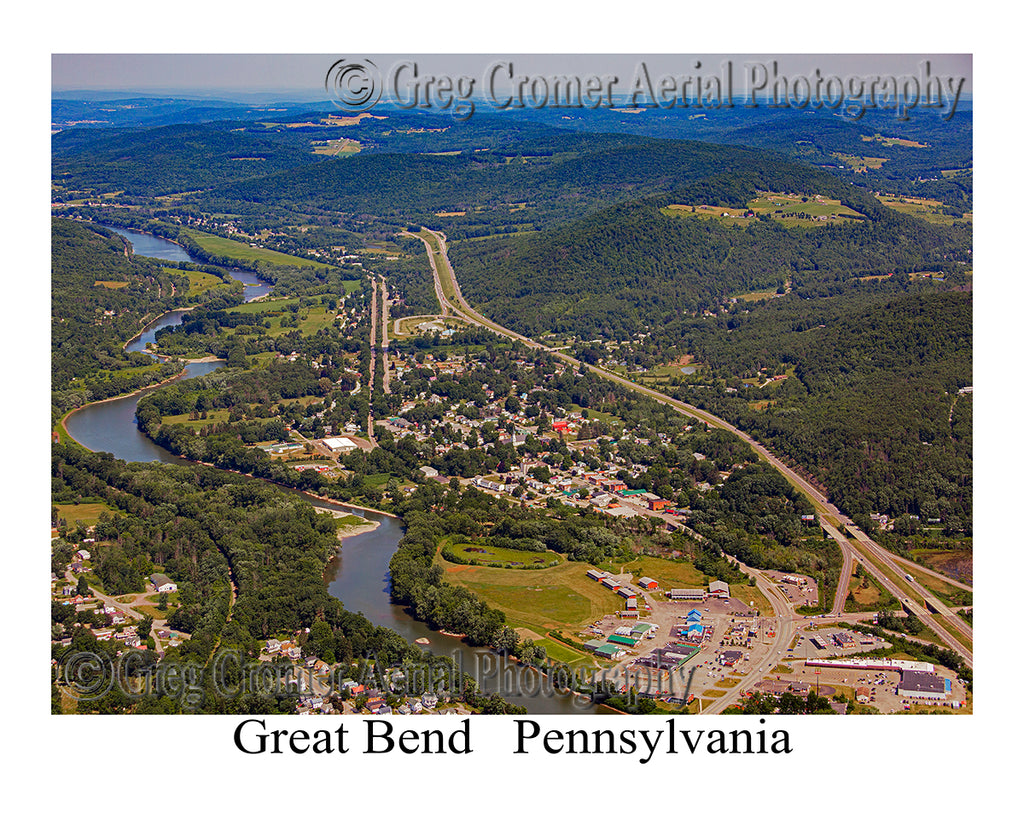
[52, 53, 972, 99]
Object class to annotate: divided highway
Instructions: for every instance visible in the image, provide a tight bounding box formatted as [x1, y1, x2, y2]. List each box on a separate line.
[413, 228, 972, 669]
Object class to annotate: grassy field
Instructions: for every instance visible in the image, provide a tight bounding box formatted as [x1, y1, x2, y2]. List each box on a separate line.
[446, 541, 563, 568]
[861, 133, 928, 148]
[178, 268, 231, 297]
[830, 152, 888, 171]
[533, 637, 594, 667]
[734, 288, 783, 302]
[94, 280, 129, 289]
[223, 299, 338, 337]
[598, 555, 707, 589]
[182, 229, 332, 269]
[53, 502, 116, 528]
[846, 572, 897, 612]
[161, 409, 231, 430]
[876, 194, 971, 226]
[439, 557, 623, 633]
[664, 192, 863, 226]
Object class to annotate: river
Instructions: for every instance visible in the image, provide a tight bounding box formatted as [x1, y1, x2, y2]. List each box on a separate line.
[104, 225, 273, 302]
[65, 228, 591, 713]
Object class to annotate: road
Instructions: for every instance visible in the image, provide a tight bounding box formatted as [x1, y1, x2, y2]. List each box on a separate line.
[367, 277, 379, 444]
[704, 562, 797, 713]
[380, 277, 391, 395]
[413, 227, 973, 668]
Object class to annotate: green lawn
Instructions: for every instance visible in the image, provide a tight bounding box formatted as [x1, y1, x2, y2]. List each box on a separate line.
[533, 637, 594, 667]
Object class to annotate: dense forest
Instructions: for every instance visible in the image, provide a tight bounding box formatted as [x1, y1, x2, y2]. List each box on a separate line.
[449, 195, 970, 338]
[684, 291, 973, 528]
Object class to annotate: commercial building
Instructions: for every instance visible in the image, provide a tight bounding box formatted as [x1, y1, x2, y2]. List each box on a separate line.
[668, 588, 706, 601]
[150, 573, 177, 593]
[709, 581, 730, 599]
[898, 670, 949, 700]
[322, 436, 358, 454]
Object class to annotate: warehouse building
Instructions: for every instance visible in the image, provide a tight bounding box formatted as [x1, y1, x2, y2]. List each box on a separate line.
[898, 670, 949, 700]
[322, 436, 359, 453]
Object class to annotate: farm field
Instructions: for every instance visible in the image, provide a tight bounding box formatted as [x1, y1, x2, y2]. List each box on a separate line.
[876, 194, 971, 225]
[830, 152, 888, 171]
[663, 191, 863, 226]
[182, 229, 332, 269]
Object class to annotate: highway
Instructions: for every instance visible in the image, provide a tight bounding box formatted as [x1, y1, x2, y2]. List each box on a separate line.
[413, 227, 972, 669]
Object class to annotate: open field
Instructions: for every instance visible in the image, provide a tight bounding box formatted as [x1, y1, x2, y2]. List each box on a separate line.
[94, 280, 128, 289]
[182, 229, 332, 269]
[734, 288, 784, 303]
[600, 555, 707, 590]
[439, 557, 623, 633]
[161, 409, 231, 430]
[876, 194, 971, 225]
[664, 191, 863, 226]
[861, 133, 928, 148]
[830, 153, 888, 171]
[178, 268, 231, 296]
[224, 299, 337, 337]
[311, 138, 361, 156]
[445, 541, 563, 568]
[54, 502, 116, 528]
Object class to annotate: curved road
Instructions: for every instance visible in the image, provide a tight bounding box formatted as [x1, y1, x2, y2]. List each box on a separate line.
[414, 227, 973, 669]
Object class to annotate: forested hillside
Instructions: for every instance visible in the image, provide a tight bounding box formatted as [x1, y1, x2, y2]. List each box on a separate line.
[51, 218, 184, 414]
[686, 291, 972, 529]
[52, 124, 322, 197]
[450, 196, 971, 338]
[193, 135, 869, 230]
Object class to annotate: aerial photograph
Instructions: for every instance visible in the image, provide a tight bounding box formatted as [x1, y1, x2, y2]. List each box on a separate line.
[49, 51, 975, 727]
